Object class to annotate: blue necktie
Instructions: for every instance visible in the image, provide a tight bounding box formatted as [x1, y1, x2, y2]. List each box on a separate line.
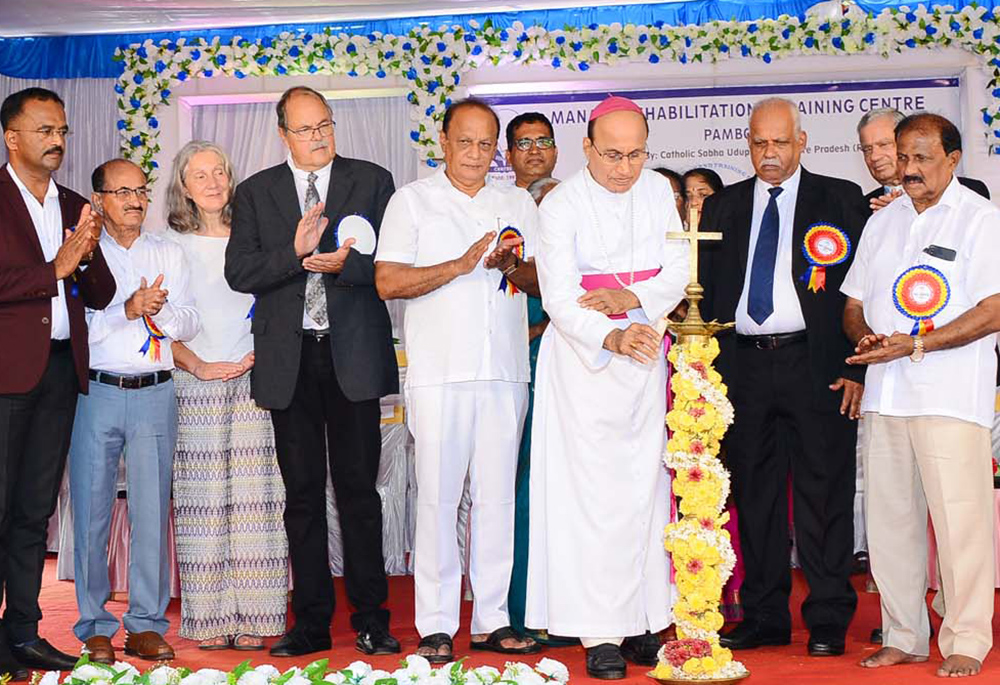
[747, 186, 783, 325]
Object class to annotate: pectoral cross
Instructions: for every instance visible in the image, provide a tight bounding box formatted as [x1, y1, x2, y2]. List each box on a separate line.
[666, 206, 722, 285]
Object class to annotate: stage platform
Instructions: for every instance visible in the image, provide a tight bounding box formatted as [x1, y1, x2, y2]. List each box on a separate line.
[12, 558, 1000, 684]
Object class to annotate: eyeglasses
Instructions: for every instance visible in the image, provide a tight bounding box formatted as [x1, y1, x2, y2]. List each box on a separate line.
[9, 126, 72, 139]
[513, 137, 555, 152]
[591, 143, 648, 165]
[284, 121, 336, 139]
[97, 186, 150, 201]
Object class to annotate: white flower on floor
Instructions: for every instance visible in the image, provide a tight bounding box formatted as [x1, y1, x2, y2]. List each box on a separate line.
[147, 665, 179, 685]
[236, 670, 268, 685]
[38, 671, 60, 685]
[322, 672, 346, 685]
[535, 659, 570, 683]
[192, 669, 228, 685]
[467, 665, 501, 684]
[283, 674, 311, 685]
[67, 664, 105, 681]
[252, 666, 280, 681]
[360, 669, 391, 685]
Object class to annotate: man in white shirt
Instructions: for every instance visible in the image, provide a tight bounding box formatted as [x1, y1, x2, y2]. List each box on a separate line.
[68, 159, 200, 663]
[375, 98, 541, 664]
[843, 113, 1000, 678]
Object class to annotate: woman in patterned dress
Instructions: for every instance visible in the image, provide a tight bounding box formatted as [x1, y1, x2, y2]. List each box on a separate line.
[165, 141, 288, 650]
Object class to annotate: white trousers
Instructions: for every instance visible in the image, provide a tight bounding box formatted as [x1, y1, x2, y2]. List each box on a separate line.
[863, 413, 995, 662]
[407, 380, 528, 638]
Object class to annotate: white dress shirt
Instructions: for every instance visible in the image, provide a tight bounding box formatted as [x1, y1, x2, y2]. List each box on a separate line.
[375, 166, 538, 388]
[168, 232, 253, 363]
[8, 164, 70, 339]
[841, 177, 1000, 428]
[87, 229, 201, 374]
[735, 166, 808, 335]
[287, 155, 332, 330]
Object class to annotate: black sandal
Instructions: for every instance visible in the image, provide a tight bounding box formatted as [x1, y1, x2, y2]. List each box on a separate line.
[470, 626, 542, 654]
[417, 632, 453, 664]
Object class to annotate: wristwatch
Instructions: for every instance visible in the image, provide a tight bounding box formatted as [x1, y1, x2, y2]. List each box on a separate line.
[909, 335, 925, 363]
[502, 254, 520, 276]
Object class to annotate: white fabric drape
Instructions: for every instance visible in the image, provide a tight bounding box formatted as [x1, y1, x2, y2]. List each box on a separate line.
[0, 76, 119, 198]
[190, 95, 419, 192]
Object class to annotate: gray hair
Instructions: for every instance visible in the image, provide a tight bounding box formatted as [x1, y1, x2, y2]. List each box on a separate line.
[528, 176, 559, 203]
[751, 97, 802, 135]
[165, 140, 237, 234]
[856, 107, 905, 134]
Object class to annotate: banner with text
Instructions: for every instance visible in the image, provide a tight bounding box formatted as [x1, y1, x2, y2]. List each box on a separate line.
[483, 78, 960, 191]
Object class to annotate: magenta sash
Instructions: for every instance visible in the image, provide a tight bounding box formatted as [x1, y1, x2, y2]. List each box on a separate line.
[579, 268, 662, 319]
[579, 268, 679, 546]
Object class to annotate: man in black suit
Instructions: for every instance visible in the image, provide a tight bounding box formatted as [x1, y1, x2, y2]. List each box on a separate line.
[225, 86, 399, 658]
[0, 87, 116, 678]
[858, 107, 990, 215]
[700, 97, 866, 657]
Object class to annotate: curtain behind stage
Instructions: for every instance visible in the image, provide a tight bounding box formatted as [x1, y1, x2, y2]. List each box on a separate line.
[0, 76, 119, 198]
[191, 95, 419, 196]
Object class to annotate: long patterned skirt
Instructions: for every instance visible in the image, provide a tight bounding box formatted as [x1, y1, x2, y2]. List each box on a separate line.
[173, 369, 288, 639]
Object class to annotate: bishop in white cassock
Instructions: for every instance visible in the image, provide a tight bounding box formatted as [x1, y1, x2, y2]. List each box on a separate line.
[525, 96, 689, 680]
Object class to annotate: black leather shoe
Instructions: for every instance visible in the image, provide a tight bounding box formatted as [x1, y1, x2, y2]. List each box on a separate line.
[719, 622, 790, 650]
[621, 632, 661, 666]
[807, 628, 846, 657]
[11, 638, 79, 670]
[870, 628, 882, 645]
[356, 626, 401, 656]
[0, 662, 29, 682]
[586, 644, 627, 680]
[269, 629, 331, 657]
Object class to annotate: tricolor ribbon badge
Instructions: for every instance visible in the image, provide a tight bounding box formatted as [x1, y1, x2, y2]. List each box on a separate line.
[893, 265, 950, 335]
[496, 225, 525, 297]
[800, 223, 851, 292]
[139, 314, 166, 361]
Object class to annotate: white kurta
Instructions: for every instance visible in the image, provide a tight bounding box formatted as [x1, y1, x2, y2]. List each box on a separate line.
[526, 167, 688, 637]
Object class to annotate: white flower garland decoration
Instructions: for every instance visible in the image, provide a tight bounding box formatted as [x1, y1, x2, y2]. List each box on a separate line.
[29, 655, 569, 685]
[113, 4, 1000, 184]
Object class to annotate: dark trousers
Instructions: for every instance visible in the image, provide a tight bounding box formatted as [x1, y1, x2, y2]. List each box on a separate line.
[727, 339, 857, 633]
[0, 345, 78, 644]
[270, 336, 389, 635]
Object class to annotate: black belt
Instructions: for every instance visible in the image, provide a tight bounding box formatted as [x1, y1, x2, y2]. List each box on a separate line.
[736, 331, 808, 350]
[88, 369, 172, 390]
[302, 328, 330, 341]
[50, 338, 71, 353]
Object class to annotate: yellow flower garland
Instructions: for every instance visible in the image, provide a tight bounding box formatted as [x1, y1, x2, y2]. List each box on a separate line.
[655, 338, 747, 681]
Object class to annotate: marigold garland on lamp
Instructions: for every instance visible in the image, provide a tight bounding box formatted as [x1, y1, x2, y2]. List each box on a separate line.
[649, 207, 747, 683]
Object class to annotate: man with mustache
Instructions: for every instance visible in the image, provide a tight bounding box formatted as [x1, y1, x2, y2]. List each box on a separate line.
[843, 112, 1000, 678]
[857, 108, 989, 216]
[0, 88, 115, 679]
[855, 107, 993, 647]
[375, 98, 541, 664]
[226, 86, 400, 658]
[700, 97, 867, 657]
[69, 158, 200, 663]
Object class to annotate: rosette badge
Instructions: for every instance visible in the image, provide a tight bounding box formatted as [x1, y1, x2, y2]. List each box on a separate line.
[893, 265, 950, 335]
[800, 223, 851, 292]
[496, 225, 525, 296]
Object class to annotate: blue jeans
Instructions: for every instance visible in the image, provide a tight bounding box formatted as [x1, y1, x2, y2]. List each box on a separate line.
[69, 379, 176, 641]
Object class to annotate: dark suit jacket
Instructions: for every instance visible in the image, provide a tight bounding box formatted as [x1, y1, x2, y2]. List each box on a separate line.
[700, 167, 868, 408]
[0, 164, 116, 394]
[863, 175, 990, 215]
[225, 156, 399, 409]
